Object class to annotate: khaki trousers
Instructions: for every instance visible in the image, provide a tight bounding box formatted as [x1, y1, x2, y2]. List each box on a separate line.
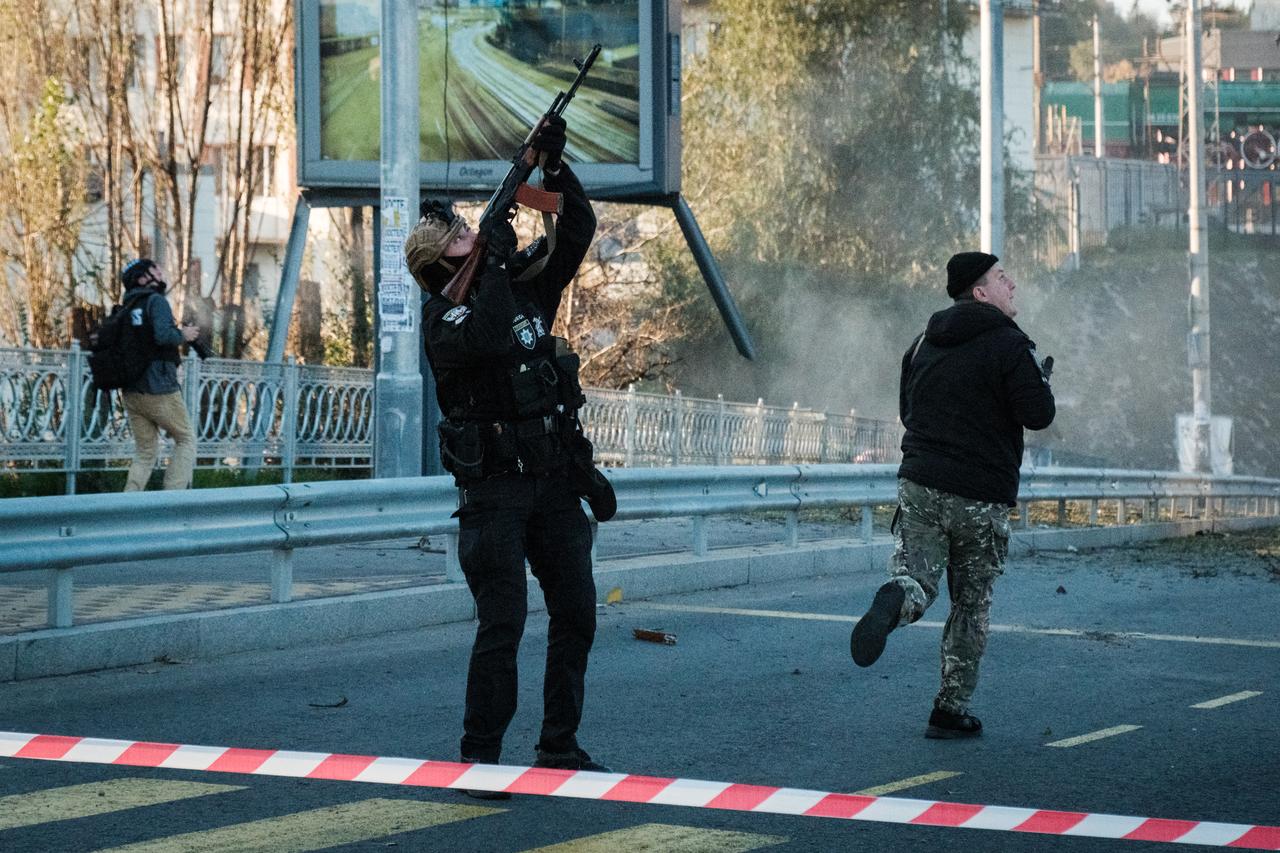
[122, 391, 196, 491]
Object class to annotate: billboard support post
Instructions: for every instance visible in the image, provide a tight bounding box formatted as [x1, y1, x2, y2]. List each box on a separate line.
[374, 0, 423, 479]
[671, 195, 756, 360]
[266, 196, 311, 364]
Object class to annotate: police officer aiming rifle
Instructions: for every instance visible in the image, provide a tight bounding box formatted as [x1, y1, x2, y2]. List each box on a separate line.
[403, 45, 615, 795]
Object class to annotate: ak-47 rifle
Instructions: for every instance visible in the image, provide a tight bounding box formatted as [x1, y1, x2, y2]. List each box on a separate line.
[441, 43, 601, 305]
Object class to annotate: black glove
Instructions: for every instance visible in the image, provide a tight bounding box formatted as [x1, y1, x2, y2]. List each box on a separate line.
[485, 218, 518, 264]
[1039, 355, 1054, 381]
[531, 115, 567, 172]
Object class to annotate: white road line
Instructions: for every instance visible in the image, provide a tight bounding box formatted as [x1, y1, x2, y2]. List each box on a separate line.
[640, 604, 1280, 649]
[1191, 690, 1263, 709]
[854, 771, 961, 797]
[1045, 725, 1143, 748]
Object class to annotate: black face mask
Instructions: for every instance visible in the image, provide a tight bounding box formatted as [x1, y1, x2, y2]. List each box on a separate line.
[147, 275, 168, 295]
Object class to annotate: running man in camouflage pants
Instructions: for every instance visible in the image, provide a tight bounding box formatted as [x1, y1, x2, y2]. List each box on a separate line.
[851, 252, 1054, 739]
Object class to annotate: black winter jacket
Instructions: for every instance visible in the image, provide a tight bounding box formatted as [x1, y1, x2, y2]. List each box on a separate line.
[422, 165, 596, 420]
[898, 300, 1055, 506]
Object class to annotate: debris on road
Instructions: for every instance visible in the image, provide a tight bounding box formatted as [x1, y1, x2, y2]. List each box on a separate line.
[307, 696, 349, 709]
[632, 628, 676, 645]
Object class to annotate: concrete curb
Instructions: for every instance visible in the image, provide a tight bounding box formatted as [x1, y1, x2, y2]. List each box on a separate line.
[2, 516, 1275, 683]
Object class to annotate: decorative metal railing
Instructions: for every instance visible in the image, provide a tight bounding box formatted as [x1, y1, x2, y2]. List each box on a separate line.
[1, 346, 900, 490]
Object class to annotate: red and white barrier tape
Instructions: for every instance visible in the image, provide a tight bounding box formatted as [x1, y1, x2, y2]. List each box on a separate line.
[1, 731, 1276, 849]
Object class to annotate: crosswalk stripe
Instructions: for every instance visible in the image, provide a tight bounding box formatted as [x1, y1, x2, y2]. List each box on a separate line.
[90, 798, 501, 853]
[855, 771, 962, 797]
[0, 778, 243, 831]
[1190, 690, 1263, 709]
[525, 822, 787, 852]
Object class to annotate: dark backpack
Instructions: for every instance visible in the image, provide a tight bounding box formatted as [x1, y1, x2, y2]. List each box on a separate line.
[88, 291, 156, 391]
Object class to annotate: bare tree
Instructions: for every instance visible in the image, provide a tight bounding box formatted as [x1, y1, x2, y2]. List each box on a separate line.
[211, 0, 294, 357]
[2, 0, 294, 354]
[0, 1, 90, 347]
[543, 203, 695, 390]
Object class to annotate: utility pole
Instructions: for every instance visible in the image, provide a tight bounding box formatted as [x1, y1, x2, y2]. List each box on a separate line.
[1032, 0, 1041, 154]
[374, 0, 423, 479]
[1185, 0, 1212, 472]
[980, 0, 1004, 256]
[1093, 13, 1104, 158]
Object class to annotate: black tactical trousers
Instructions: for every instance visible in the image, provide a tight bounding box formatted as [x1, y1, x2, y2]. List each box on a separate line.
[455, 470, 596, 763]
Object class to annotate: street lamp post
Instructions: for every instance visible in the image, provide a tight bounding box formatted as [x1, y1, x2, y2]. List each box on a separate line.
[980, 0, 1005, 256]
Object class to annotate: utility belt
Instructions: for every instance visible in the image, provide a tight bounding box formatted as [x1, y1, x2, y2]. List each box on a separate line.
[438, 412, 575, 482]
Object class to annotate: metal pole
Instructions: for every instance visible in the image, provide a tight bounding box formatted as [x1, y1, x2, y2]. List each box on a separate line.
[266, 196, 311, 364]
[1032, 0, 1041, 154]
[671, 195, 756, 360]
[1093, 14, 1104, 159]
[1186, 0, 1212, 473]
[980, 0, 1005, 256]
[374, 0, 422, 479]
[64, 341, 84, 495]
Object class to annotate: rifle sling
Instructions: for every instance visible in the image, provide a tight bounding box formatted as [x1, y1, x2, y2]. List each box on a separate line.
[514, 211, 556, 283]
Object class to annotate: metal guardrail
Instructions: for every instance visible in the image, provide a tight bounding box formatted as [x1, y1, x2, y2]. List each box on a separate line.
[0, 346, 900, 491]
[2, 465, 1278, 631]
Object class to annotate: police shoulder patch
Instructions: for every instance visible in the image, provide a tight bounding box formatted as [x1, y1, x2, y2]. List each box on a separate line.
[442, 306, 470, 325]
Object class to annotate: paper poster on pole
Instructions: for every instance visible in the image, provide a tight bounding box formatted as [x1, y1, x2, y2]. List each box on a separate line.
[378, 196, 415, 333]
[380, 196, 411, 231]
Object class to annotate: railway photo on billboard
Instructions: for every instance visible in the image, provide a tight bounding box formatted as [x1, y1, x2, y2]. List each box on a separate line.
[297, 0, 679, 199]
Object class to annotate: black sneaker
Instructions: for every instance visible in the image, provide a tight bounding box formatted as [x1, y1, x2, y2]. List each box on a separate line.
[458, 757, 512, 800]
[533, 746, 611, 773]
[925, 708, 983, 739]
[851, 582, 905, 667]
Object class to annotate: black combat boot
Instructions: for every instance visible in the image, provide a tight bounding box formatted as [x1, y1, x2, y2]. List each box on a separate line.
[925, 708, 983, 739]
[533, 746, 611, 773]
[851, 582, 905, 667]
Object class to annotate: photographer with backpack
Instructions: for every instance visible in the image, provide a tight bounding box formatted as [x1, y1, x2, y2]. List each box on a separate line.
[109, 259, 201, 491]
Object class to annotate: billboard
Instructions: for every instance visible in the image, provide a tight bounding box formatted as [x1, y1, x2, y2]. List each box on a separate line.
[296, 0, 681, 201]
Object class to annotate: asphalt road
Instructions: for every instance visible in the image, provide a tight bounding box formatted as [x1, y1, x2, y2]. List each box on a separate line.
[1, 530, 1277, 851]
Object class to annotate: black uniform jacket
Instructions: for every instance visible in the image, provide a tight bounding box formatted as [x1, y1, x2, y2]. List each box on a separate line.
[423, 166, 596, 419]
[898, 300, 1056, 507]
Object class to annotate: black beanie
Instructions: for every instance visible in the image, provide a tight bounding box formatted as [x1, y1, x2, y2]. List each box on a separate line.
[946, 252, 998, 298]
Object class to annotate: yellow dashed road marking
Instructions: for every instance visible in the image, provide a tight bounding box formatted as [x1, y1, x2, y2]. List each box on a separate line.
[855, 770, 961, 796]
[0, 778, 243, 831]
[1191, 690, 1263, 709]
[1045, 725, 1143, 748]
[527, 823, 786, 852]
[92, 798, 501, 853]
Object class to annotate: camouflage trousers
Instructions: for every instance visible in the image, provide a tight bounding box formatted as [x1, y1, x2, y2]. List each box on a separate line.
[888, 478, 1011, 715]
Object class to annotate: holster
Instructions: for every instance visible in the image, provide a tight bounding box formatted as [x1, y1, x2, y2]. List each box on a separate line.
[566, 429, 616, 522]
[438, 420, 485, 482]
